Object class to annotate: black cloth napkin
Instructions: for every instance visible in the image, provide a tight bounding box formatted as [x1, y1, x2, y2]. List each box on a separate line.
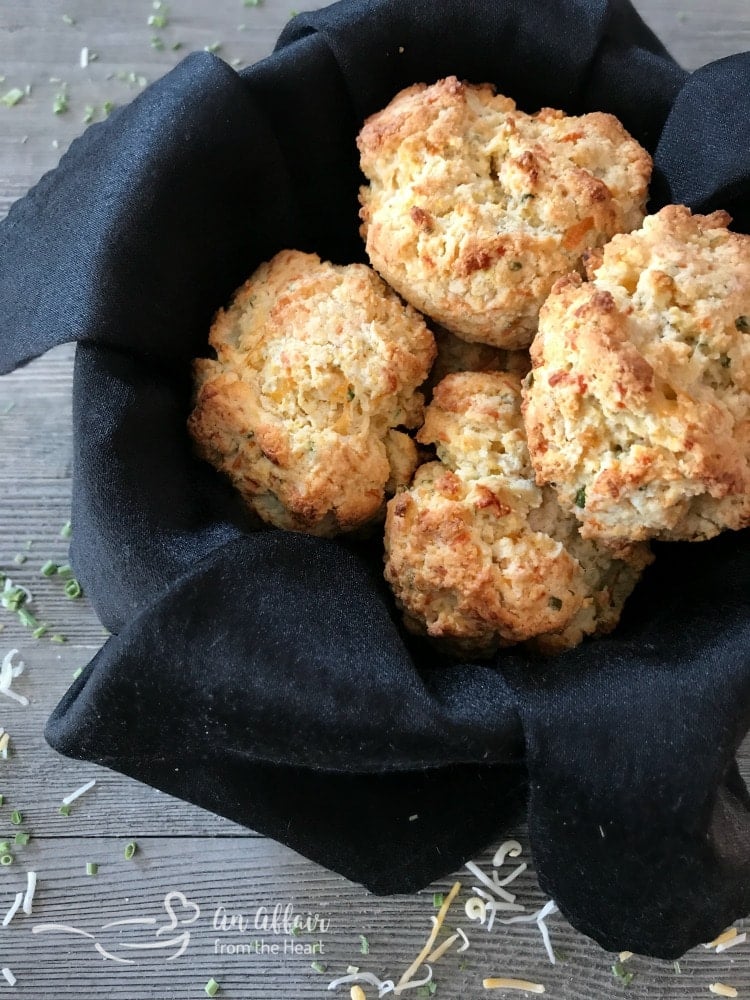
[0, 0, 748, 959]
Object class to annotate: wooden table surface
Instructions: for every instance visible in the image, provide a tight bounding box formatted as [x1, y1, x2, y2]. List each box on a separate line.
[0, 1, 748, 997]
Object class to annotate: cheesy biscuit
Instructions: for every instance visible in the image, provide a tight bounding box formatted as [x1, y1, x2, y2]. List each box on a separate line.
[384, 372, 651, 656]
[358, 76, 651, 349]
[523, 206, 750, 542]
[189, 250, 436, 536]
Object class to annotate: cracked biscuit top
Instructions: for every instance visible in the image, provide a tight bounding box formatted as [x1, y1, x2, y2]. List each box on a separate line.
[358, 76, 651, 350]
[188, 249, 436, 536]
[384, 371, 651, 656]
[523, 205, 750, 542]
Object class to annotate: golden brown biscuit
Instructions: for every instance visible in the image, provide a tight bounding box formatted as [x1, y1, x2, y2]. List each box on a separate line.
[523, 205, 750, 543]
[384, 372, 651, 656]
[188, 250, 436, 536]
[358, 76, 651, 349]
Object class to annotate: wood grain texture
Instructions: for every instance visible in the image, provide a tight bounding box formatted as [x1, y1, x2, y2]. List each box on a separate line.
[0, 1, 748, 998]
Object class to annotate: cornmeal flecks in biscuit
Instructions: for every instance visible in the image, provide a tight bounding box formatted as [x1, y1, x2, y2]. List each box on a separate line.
[358, 76, 651, 349]
[188, 249, 436, 536]
[523, 205, 750, 542]
[384, 372, 651, 656]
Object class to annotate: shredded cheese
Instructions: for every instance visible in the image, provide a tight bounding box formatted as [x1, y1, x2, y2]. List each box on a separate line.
[483, 978, 545, 993]
[61, 778, 96, 806]
[394, 881, 461, 994]
[2, 893, 23, 927]
[426, 933, 459, 963]
[716, 932, 746, 954]
[493, 863, 527, 889]
[618, 951, 633, 962]
[1, 968, 15, 987]
[499, 900, 559, 965]
[493, 841, 523, 867]
[465, 897, 487, 923]
[0, 651, 28, 707]
[456, 927, 470, 952]
[327, 972, 394, 995]
[0, 733, 9, 755]
[465, 862, 516, 903]
[22, 871, 36, 915]
[350, 988, 366, 1000]
[705, 928, 738, 949]
[709, 985, 738, 998]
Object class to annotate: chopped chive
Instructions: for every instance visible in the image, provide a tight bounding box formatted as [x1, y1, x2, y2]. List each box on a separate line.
[735, 315, 749, 332]
[124, 840, 137, 860]
[359, 934, 369, 955]
[40, 561, 58, 577]
[83, 105, 95, 124]
[433, 892, 444, 908]
[62, 13, 76, 25]
[53, 91, 69, 116]
[50, 634, 67, 644]
[171, 41, 184, 50]
[0, 793, 4, 806]
[151, 36, 165, 50]
[0, 854, 12, 866]
[57, 563, 73, 578]
[548, 596, 563, 611]
[0, 843, 8, 854]
[64, 579, 82, 600]
[14, 832, 29, 847]
[60, 521, 72, 540]
[311, 961, 327, 974]
[86, 862, 98, 876]
[59, 804, 71, 816]
[103, 100, 115, 116]
[33, 621, 49, 639]
[291, 925, 302, 936]
[347, 388, 355, 401]
[574, 486, 586, 508]
[17, 607, 39, 629]
[243, 0, 262, 5]
[72, 667, 83, 680]
[458, 959, 468, 971]
[508, 260, 523, 271]
[311, 941, 322, 954]
[147, 13, 169, 28]
[204, 979, 220, 997]
[0, 89, 25, 108]
[204, 42, 223, 53]
[611, 961, 634, 987]
[13, 554, 26, 566]
[10, 811, 22, 826]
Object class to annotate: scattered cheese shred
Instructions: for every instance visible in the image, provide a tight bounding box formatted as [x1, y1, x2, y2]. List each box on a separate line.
[0, 650, 28, 707]
[709, 984, 738, 998]
[494, 863, 527, 889]
[327, 972, 394, 995]
[0, 733, 9, 755]
[618, 951, 633, 962]
[394, 881, 461, 994]
[426, 932, 459, 963]
[466, 862, 516, 903]
[465, 897, 487, 923]
[499, 900, 559, 965]
[351, 988, 366, 1000]
[1, 968, 15, 987]
[61, 778, 96, 806]
[716, 932, 746, 954]
[493, 841, 523, 867]
[2, 892, 23, 927]
[456, 927, 470, 952]
[705, 928, 738, 949]
[22, 871, 36, 915]
[483, 978, 545, 993]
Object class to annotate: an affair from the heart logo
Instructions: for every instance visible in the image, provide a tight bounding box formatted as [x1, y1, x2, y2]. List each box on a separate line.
[31, 889, 202, 963]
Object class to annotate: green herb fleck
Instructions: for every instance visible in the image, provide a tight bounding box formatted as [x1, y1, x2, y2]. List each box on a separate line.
[0, 794, 4, 806]
[0, 88, 24, 108]
[574, 486, 586, 508]
[720, 353, 731, 368]
[291, 925, 302, 936]
[458, 959, 468, 971]
[0, 854, 12, 866]
[204, 41, 223, 53]
[347, 388, 356, 401]
[0, 843, 8, 854]
[86, 861, 98, 876]
[40, 561, 58, 577]
[53, 90, 69, 116]
[13, 554, 26, 566]
[171, 41, 184, 51]
[548, 596, 563, 611]
[17, 607, 39, 629]
[735, 315, 749, 333]
[148, 12, 169, 28]
[612, 961, 634, 987]
[10, 811, 22, 826]
[64, 579, 82, 600]
[62, 14, 76, 26]
[508, 260, 523, 271]
[290, 9, 299, 17]
[14, 832, 29, 847]
[243, 0, 262, 5]
[553, 948, 569, 962]
[50, 634, 67, 645]
[72, 667, 83, 679]
[59, 804, 71, 816]
[57, 564, 73, 578]
[311, 961, 327, 974]
[32, 624, 48, 639]
[433, 892, 444, 908]
[60, 520, 73, 539]
[151, 36, 165, 50]
[311, 941, 322, 954]
[124, 840, 137, 860]
[204, 979, 220, 998]
[359, 934, 369, 955]
[103, 101, 115, 117]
